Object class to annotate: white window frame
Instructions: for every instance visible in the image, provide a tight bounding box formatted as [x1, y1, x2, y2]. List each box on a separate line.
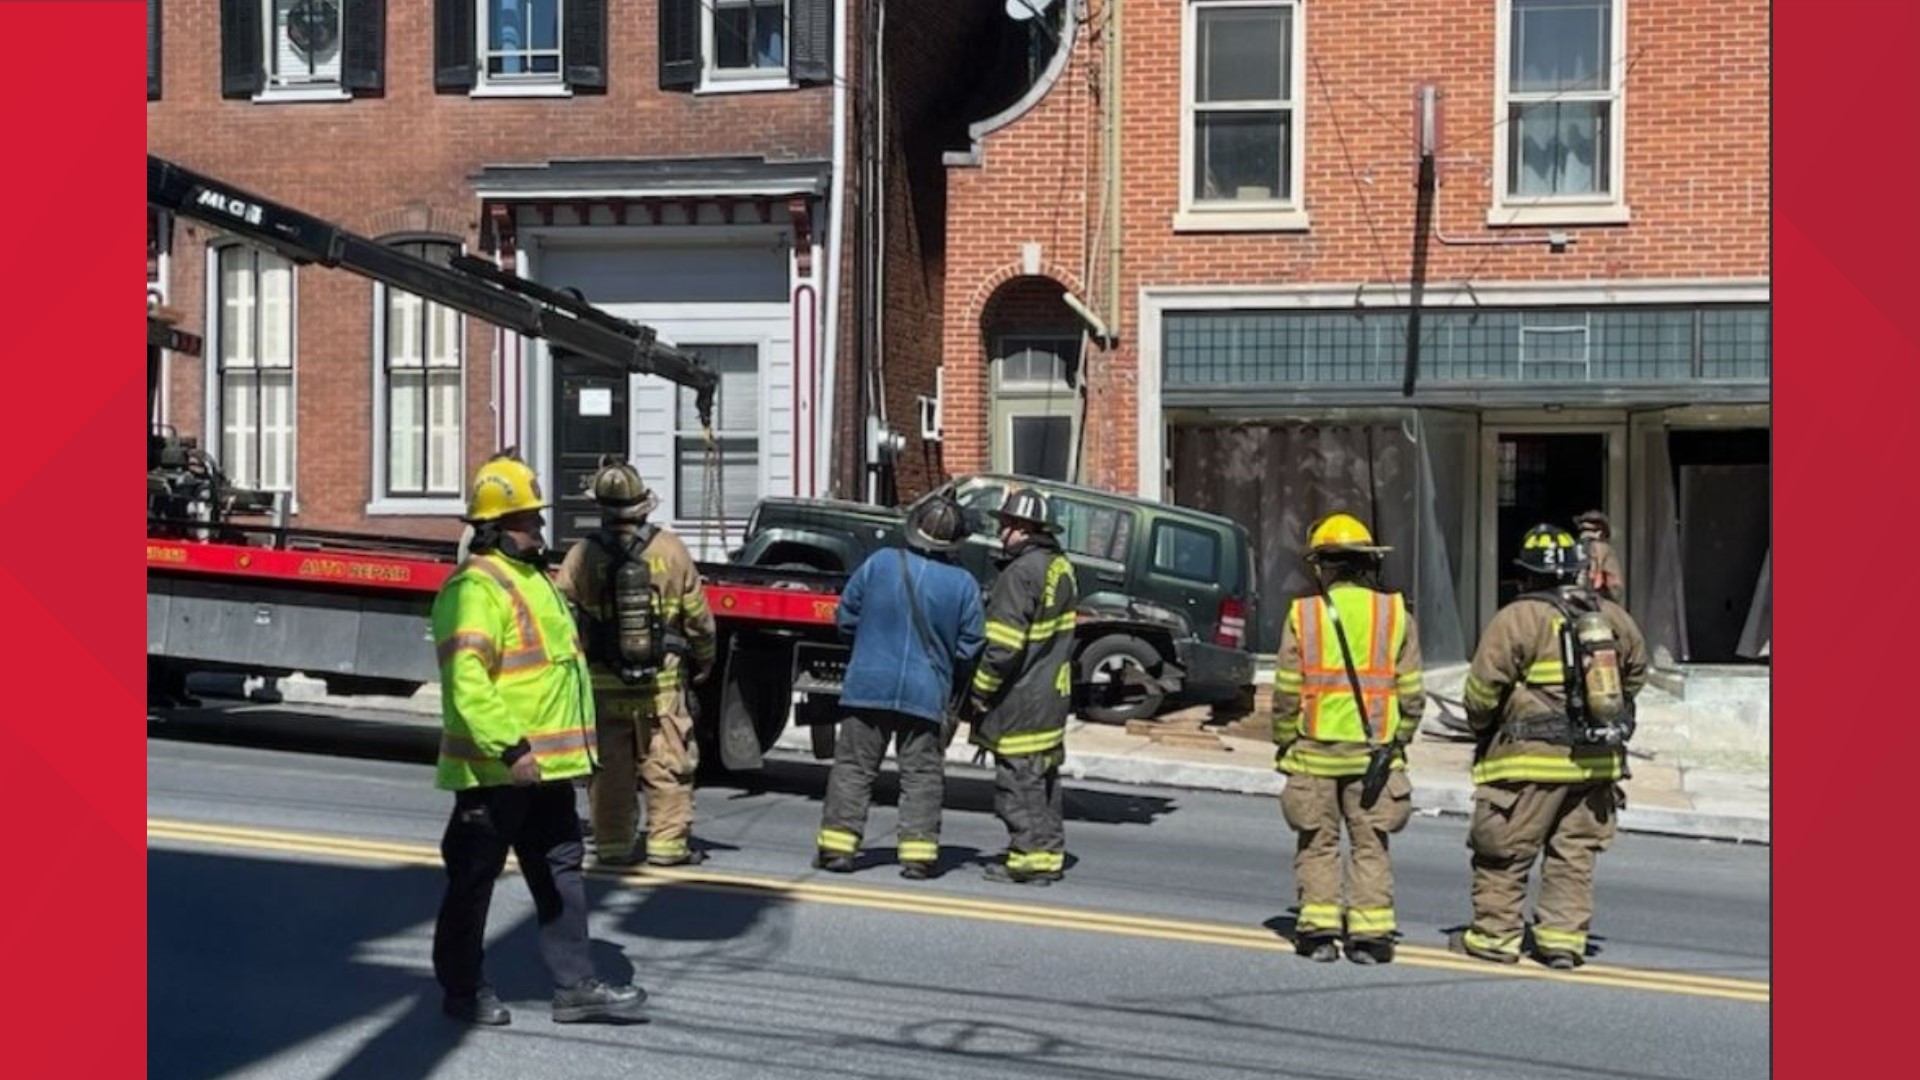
[204, 242, 300, 511]
[701, 0, 793, 94]
[1490, 0, 1631, 226]
[673, 343, 764, 524]
[473, 0, 572, 98]
[252, 0, 352, 103]
[368, 240, 469, 516]
[1176, 0, 1309, 233]
[989, 334, 1082, 483]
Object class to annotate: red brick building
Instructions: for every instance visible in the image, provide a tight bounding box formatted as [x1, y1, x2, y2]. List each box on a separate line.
[148, 0, 849, 558]
[929, 0, 1770, 663]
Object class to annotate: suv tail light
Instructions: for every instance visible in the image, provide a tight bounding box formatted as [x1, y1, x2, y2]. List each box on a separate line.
[1215, 596, 1248, 648]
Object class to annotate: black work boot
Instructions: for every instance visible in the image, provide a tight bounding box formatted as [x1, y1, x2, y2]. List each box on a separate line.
[647, 848, 710, 868]
[1295, 934, 1341, 963]
[1448, 929, 1520, 965]
[1347, 938, 1395, 965]
[1536, 949, 1584, 971]
[983, 862, 1057, 887]
[443, 986, 511, 1026]
[813, 851, 856, 874]
[899, 862, 937, 881]
[551, 979, 647, 1024]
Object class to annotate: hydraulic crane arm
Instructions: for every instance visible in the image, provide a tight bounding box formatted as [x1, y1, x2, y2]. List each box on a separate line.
[147, 154, 717, 424]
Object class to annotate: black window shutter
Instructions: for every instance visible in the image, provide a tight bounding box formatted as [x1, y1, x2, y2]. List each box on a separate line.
[434, 0, 476, 92]
[658, 0, 699, 92]
[562, 0, 607, 91]
[219, 0, 263, 100]
[342, 0, 386, 94]
[148, 0, 162, 101]
[790, 0, 833, 87]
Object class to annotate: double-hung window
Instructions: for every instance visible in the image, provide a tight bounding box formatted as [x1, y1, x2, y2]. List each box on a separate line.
[1493, 0, 1630, 224]
[1178, 0, 1308, 232]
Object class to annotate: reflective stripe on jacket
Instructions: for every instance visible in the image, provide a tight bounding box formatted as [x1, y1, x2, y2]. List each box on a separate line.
[432, 551, 596, 790]
[970, 540, 1078, 757]
[1461, 589, 1648, 784]
[1271, 583, 1424, 777]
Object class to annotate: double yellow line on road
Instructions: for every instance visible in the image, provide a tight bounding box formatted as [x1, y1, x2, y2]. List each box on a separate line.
[149, 818, 1769, 1006]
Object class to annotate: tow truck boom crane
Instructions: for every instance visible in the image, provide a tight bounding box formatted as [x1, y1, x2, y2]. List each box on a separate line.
[147, 153, 717, 426]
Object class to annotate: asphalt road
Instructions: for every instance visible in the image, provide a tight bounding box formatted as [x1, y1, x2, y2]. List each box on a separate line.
[148, 706, 1769, 1080]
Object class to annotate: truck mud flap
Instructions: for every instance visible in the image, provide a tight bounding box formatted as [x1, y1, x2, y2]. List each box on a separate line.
[717, 650, 766, 772]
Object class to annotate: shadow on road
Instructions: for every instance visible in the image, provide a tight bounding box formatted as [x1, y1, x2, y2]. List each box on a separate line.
[149, 706, 1182, 828]
[718, 755, 1179, 827]
[149, 844, 789, 1080]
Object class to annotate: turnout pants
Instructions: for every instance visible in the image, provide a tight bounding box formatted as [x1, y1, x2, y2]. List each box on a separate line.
[1463, 780, 1620, 960]
[433, 780, 594, 997]
[588, 687, 698, 863]
[1279, 771, 1414, 941]
[817, 709, 947, 865]
[995, 745, 1067, 876]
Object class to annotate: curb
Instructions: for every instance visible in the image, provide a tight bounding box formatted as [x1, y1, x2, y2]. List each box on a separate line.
[772, 725, 1770, 846]
[210, 675, 1768, 846]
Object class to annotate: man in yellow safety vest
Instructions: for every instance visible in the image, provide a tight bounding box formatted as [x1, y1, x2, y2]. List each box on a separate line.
[1271, 512, 1424, 965]
[429, 453, 646, 1027]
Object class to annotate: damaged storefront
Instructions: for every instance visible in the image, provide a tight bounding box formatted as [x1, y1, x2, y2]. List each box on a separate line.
[1138, 284, 1771, 668]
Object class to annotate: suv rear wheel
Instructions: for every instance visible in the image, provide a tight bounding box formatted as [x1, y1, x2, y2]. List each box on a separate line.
[1076, 634, 1167, 725]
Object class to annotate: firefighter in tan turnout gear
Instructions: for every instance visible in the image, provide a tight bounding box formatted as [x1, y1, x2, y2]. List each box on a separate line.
[554, 457, 718, 868]
[967, 488, 1079, 886]
[1271, 513, 1424, 965]
[1452, 523, 1648, 970]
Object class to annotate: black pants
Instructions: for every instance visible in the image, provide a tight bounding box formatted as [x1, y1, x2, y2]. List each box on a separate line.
[995, 746, 1066, 873]
[818, 710, 946, 864]
[433, 780, 594, 997]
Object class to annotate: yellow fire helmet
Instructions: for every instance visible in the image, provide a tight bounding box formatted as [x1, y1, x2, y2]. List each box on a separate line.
[466, 456, 548, 523]
[1307, 512, 1390, 557]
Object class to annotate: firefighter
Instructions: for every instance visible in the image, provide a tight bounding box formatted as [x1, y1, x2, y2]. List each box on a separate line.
[966, 488, 1079, 886]
[1452, 523, 1648, 970]
[1271, 513, 1424, 964]
[554, 457, 717, 868]
[813, 493, 985, 878]
[430, 454, 644, 1026]
[1574, 510, 1625, 604]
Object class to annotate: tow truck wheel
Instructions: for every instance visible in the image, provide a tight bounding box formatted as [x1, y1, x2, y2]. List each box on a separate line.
[1076, 634, 1167, 725]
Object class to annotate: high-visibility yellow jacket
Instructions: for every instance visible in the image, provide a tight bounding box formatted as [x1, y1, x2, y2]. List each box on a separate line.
[1271, 583, 1424, 777]
[431, 550, 596, 791]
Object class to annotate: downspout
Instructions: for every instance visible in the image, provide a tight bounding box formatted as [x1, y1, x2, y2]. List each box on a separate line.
[820, 0, 849, 497]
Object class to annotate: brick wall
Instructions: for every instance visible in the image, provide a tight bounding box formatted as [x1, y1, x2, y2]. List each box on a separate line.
[149, 0, 833, 537]
[941, 0, 1770, 497]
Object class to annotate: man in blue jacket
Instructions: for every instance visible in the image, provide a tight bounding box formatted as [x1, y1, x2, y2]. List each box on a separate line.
[814, 492, 986, 879]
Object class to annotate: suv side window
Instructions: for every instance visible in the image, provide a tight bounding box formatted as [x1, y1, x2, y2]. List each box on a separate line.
[1151, 521, 1220, 583]
[1053, 495, 1132, 564]
[957, 483, 1006, 537]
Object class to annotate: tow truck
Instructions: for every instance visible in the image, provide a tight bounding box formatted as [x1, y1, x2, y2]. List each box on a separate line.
[145, 155, 845, 772]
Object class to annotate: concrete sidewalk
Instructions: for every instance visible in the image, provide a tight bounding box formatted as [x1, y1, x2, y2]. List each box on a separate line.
[187, 670, 1770, 845]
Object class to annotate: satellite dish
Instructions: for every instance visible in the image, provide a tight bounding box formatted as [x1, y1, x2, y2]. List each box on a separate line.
[1006, 0, 1058, 22]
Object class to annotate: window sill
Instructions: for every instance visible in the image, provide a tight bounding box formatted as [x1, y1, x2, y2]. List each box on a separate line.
[251, 86, 351, 104]
[1487, 202, 1632, 227]
[1172, 208, 1312, 234]
[366, 497, 467, 517]
[696, 74, 796, 95]
[470, 82, 573, 99]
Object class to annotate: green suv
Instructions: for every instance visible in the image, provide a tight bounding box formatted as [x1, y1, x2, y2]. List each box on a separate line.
[734, 473, 1258, 724]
